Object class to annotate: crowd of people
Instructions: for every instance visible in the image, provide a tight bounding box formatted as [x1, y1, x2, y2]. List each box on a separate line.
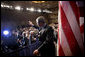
[1, 16, 58, 56]
[11, 26, 39, 47]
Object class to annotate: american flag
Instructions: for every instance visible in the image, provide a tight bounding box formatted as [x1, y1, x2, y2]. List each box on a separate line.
[57, 1, 84, 56]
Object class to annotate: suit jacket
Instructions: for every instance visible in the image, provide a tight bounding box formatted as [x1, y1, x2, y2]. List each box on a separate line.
[33, 24, 57, 56]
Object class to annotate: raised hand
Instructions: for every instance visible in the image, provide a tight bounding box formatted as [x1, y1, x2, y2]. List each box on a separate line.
[28, 21, 34, 26]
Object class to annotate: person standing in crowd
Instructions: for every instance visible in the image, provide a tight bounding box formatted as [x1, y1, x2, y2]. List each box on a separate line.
[28, 16, 57, 56]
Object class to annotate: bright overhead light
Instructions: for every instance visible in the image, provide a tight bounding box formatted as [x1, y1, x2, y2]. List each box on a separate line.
[5, 5, 10, 8]
[1, 5, 10, 8]
[15, 6, 21, 10]
[37, 9, 42, 12]
[43, 9, 52, 13]
[1, 4, 4, 7]
[32, 1, 45, 3]
[3, 30, 9, 36]
[26, 7, 35, 12]
[30, 7, 35, 11]
[26, 8, 30, 10]
[1, 4, 13, 9]
[26, 7, 42, 13]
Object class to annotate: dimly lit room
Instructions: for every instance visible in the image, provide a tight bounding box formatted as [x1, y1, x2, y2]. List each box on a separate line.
[1, 1, 84, 56]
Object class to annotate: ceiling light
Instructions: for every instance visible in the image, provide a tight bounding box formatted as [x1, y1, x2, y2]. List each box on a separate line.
[5, 5, 10, 8]
[43, 9, 53, 13]
[30, 7, 35, 11]
[37, 9, 42, 12]
[1, 4, 4, 7]
[26, 8, 30, 10]
[32, 1, 45, 3]
[15, 6, 21, 10]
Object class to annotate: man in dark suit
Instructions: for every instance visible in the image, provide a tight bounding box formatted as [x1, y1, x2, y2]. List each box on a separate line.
[28, 16, 57, 56]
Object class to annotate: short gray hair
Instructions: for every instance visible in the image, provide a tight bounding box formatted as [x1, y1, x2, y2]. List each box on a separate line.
[36, 16, 45, 25]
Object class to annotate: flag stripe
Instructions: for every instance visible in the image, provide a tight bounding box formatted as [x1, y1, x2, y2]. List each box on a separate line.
[78, 1, 84, 44]
[58, 1, 84, 56]
[78, 7, 84, 17]
[60, 3, 82, 55]
[79, 17, 84, 26]
[60, 26, 73, 56]
[80, 24, 84, 33]
[58, 37, 65, 56]
[69, 1, 79, 24]
[58, 4, 72, 56]
[59, 45, 65, 56]
[60, 1, 84, 55]
[57, 7, 65, 56]
[81, 33, 84, 43]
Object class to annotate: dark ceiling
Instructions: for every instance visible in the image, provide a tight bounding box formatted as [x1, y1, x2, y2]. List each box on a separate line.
[1, 1, 58, 9]
[1, 1, 58, 30]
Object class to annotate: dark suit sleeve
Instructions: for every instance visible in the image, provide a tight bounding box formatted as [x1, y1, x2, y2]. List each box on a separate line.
[32, 25, 39, 30]
[38, 27, 57, 51]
